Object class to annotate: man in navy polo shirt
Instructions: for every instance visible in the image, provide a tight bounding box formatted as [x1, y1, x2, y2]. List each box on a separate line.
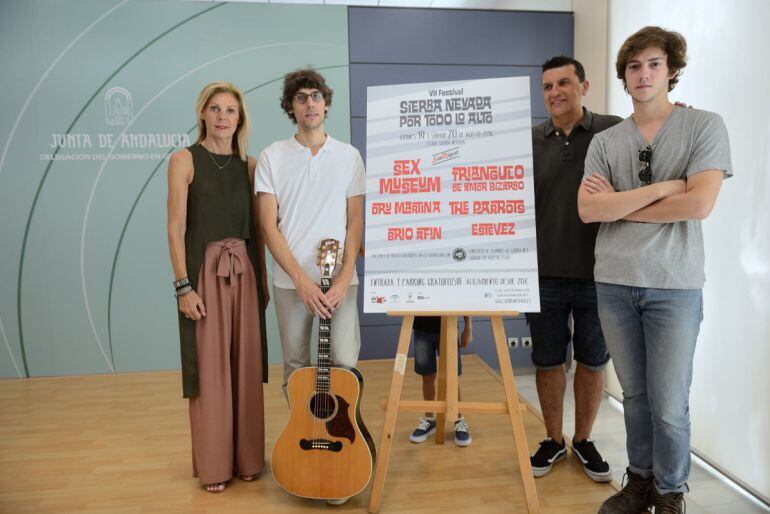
[527, 56, 620, 483]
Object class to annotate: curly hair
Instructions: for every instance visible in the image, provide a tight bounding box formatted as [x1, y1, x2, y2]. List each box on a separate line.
[616, 26, 687, 93]
[280, 68, 333, 124]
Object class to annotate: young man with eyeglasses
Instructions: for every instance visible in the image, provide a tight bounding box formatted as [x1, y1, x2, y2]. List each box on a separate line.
[257, 69, 365, 411]
[527, 56, 621, 483]
[578, 27, 732, 513]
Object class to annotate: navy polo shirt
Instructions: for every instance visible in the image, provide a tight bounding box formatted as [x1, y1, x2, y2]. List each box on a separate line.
[531, 108, 622, 279]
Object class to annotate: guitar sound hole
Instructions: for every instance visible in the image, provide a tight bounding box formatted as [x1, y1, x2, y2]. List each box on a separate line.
[309, 392, 337, 420]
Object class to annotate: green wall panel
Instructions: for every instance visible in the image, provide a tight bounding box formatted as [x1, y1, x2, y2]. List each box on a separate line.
[0, 0, 351, 379]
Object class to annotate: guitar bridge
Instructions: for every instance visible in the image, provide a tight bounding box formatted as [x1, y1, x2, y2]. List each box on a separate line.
[299, 438, 343, 452]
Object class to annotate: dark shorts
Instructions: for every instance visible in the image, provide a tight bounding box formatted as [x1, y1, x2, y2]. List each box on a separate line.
[413, 329, 463, 376]
[525, 277, 609, 371]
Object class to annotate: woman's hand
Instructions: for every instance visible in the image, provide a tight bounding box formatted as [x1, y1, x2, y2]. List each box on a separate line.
[178, 290, 206, 320]
[261, 280, 271, 309]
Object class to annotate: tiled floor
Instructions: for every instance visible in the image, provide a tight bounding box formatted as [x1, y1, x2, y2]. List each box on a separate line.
[514, 370, 769, 514]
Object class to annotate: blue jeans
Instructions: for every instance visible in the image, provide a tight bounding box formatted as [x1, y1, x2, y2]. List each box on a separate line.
[596, 283, 703, 495]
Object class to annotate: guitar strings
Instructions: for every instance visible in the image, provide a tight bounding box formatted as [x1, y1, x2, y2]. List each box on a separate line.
[314, 241, 338, 482]
[317, 243, 335, 458]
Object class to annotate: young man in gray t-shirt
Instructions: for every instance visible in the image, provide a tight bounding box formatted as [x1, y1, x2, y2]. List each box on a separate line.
[577, 27, 731, 514]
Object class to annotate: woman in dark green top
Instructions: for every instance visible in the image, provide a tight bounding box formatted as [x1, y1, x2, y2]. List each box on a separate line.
[167, 82, 268, 493]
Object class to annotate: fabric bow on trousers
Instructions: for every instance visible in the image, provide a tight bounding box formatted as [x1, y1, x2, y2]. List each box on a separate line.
[188, 238, 265, 484]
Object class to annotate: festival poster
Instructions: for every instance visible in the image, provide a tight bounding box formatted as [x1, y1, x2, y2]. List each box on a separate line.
[363, 76, 539, 313]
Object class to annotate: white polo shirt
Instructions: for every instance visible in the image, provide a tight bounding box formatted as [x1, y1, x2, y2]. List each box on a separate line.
[256, 134, 366, 289]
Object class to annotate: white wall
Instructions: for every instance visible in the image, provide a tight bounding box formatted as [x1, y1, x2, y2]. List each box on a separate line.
[574, 0, 609, 113]
[604, 0, 770, 500]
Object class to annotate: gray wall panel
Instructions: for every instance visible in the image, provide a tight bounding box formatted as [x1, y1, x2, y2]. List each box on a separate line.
[349, 7, 573, 66]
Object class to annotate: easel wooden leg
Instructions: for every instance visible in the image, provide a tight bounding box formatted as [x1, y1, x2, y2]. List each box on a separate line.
[491, 316, 540, 513]
[368, 316, 414, 514]
[369, 312, 539, 513]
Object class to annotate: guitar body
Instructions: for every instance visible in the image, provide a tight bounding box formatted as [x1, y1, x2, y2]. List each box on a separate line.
[272, 365, 376, 499]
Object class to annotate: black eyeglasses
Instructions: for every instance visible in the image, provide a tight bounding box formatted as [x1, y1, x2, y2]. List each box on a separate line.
[638, 145, 652, 185]
[293, 91, 324, 104]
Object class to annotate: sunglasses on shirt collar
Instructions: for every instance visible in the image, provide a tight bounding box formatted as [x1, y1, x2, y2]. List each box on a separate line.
[638, 145, 652, 185]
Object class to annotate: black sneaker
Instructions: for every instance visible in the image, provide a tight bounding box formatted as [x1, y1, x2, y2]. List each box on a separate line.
[598, 468, 653, 514]
[530, 438, 567, 477]
[653, 491, 686, 513]
[571, 438, 612, 482]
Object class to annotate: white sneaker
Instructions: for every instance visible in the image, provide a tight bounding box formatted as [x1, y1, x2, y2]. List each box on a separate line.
[453, 417, 472, 447]
[409, 417, 437, 443]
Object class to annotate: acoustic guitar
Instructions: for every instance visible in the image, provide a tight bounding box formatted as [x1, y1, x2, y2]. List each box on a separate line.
[272, 238, 376, 500]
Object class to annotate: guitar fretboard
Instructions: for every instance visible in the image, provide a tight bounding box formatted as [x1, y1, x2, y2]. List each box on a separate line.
[316, 276, 332, 392]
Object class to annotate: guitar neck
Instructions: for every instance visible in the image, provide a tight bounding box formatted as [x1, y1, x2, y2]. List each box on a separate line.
[317, 275, 332, 392]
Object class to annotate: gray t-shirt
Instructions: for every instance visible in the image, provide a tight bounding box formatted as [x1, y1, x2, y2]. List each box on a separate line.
[584, 107, 732, 289]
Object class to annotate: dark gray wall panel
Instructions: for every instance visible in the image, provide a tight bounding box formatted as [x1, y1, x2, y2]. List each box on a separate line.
[350, 6, 573, 362]
[351, 117, 367, 164]
[356, 316, 534, 367]
[357, 324, 404, 359]
[472, 317, 533, 370]
[350, 63, 549, 119]
[348, 7, 573, 66]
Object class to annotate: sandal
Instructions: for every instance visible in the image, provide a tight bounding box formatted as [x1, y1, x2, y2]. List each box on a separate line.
[204, 482, 226, 493]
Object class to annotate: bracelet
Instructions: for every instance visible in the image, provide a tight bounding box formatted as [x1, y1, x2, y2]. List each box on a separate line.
[175, 285, 193, 297]
[173, 277, 190, 290]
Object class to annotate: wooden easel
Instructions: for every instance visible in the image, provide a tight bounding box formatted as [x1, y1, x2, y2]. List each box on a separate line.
[368, 311, 539, 514]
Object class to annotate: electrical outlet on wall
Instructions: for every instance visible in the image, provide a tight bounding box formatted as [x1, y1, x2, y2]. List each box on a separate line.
[508, 337, 520, 347]
[522, 337, 532, 348]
